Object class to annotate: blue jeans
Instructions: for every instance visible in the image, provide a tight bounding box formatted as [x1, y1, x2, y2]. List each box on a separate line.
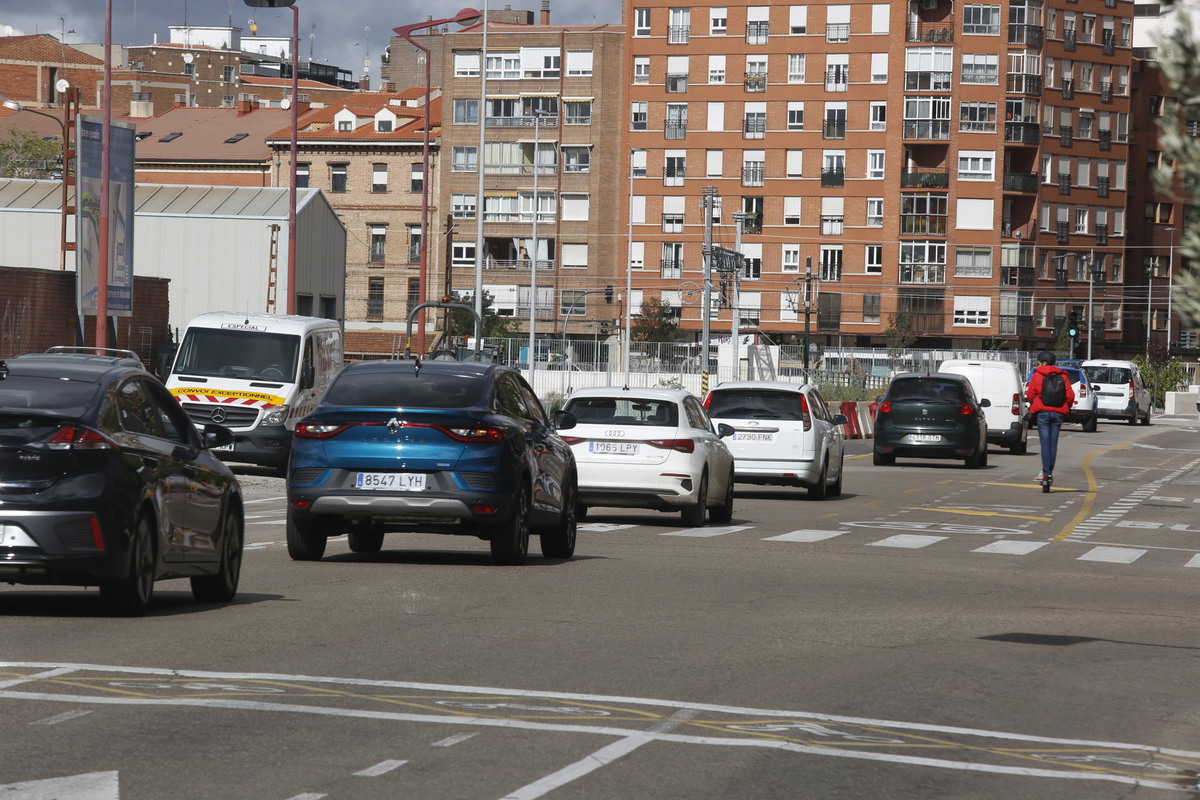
[1035, 411, 1064, 477]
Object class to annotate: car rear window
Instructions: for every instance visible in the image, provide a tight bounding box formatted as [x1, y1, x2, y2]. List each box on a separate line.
[887, 378, 964, 403]
[706, 389, 805, 421]
[0, 376, 100, 412]
[325, 371, 485, 408]
[564, 397, 679, 426]
[1084, 366, 1130, 384]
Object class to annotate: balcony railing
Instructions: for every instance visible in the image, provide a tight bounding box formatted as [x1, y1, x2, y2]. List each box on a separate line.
[1097, 176, 1110, 197]
[486, 115, 560, 127]
[1006, 74, 1043, 95]
[1064, 29, 1077, 50]
[899, 216, 948, 236]
[744, 72, 767, 92]
[823, 121, 847, 139]
[901, 169, 950, 188]
[1099, 130, 1111, 150]
[904, 71, 952, 91]
[1057, 221, 1070, 244]
[907, 24, 954, 43]
[1001, 266, 1035, 287]
[1061, 79, 1074, 99]
[821, 169, 845, 187]
[1060, 125, 1073, 146]
[1009, 24, 1044, 47]
[742, 165, 765, 186]
[743, 118, 766, 139]
[1004, 121, 1040, 144]
[667, 25, 690, 43]
[899, 264, 946, 284]
[1058, 173, 1071, 194]
[1095, 223, 1109, 246]
[666, 120, 688, 139]
[998, 314, 1035, 337]
[1003, 172, 1038, 192]
[1100, 82, 1113, 102]
[902, 120, 951, 140]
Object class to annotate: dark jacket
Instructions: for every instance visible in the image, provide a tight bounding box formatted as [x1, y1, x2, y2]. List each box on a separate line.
[1026, 364, 1076, 415]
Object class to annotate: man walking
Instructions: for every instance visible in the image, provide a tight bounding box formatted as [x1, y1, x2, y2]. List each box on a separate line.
[1025, 351, 1075, 487]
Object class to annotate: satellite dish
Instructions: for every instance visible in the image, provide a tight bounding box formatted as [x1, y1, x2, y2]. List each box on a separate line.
[182, 52, 194, 63]
[55, 78, 70, 94]
[280, 97, 291, 109]
[364, 58, 371, 69]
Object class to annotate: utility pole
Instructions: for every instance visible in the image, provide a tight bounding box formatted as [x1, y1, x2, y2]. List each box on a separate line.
[1085, 250, 1094, 360]
[803, 256, 813, 378]
[700, 186, 717, 390]
[731, 211, 754, 382]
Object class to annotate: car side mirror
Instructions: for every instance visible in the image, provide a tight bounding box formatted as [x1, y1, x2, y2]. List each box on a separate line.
[831, 414, 848, 425]
[203, 422, 234, 449]
[875, 395, 884, 403]
[979, 398, 991, 407]
[553, 410, 577, 431]
[717, 423, 735, 438]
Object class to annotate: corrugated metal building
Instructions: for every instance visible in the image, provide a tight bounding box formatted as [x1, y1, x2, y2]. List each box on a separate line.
[0, 179, 346, 335]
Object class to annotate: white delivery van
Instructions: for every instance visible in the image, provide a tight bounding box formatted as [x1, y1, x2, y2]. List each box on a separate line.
[938, 359, 1028, 454]
[1081, 359, 1152, 425]
[166, 312, 343, 473]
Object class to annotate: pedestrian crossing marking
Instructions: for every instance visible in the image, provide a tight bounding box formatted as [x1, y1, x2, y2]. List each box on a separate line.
[1186, 554, 1200, 569]
[973, 541, 1049, 555]
[661, 525, 753, 538]
[765, 530, 844, 543]
[1077, 546, 1146, 564]
[867, 534, 948, 549]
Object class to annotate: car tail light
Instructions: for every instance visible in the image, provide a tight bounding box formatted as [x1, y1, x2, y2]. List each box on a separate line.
[647, 438, 695, 453]
[294, 421, 360, 439]
[1078, 384, 1087, 398]
[1010, 392, 1020, 416]
[959, 402, 974, 415]
[798, 393, 812, 432]
[559, 435, 584, 445]
[90, 515, 104, 550]
[439, 425, 504, 443]
[879, 400, 892, 414]
[45, 425, 113, 450]
[701, 392, 712, 409]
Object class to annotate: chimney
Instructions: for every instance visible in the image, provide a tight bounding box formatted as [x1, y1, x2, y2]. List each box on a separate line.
[358, 74, 371, 91]
[540, 0, 550, 25]
[236, 96, 255, 115]
[381, 80, 396, 93]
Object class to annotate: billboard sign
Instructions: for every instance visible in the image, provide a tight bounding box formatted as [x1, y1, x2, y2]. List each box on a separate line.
[76, 115, 135, 317]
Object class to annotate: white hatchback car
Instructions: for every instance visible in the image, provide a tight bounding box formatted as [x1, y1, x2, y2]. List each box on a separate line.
[559, 387, 735, 526]
[1082, 359, 1152, 425]
[702, 381, 847, 500]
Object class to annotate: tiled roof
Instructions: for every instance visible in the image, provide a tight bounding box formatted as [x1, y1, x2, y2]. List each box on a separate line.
[131, 106, 301, 163]
[264, 95, 439, 143]
[240, 74, 345, 92]
[0, 34, 103, 65]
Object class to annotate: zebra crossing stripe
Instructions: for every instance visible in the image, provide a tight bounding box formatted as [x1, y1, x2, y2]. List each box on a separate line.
[1186, 555, 1200, 568]
[661, 525, 753, 538]
[973, 541, 1048, 555]
[1078, 546, 1146, 564]
[867, 534, 948, 549]
[765, 530, 844, 543]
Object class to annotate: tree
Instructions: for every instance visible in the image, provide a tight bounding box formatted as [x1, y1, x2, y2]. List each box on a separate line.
[1134, 347, 1191, 409]
[0, 125, 61, 179]
[882, 312, 918, 350]
[631, 297, 685, 342]
[447, 291, 518, 339]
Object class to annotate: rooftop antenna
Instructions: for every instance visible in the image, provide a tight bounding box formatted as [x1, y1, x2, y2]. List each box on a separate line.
[309, 24, 316, 60]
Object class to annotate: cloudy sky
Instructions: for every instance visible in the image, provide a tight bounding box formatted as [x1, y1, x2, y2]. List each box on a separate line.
[3, 0, 623, 85]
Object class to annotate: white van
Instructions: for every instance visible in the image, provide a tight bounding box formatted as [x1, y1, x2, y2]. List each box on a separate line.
[937, 360, 1028, 454]
[1081, 359, 1152, 425]
[166, 312, 344, 473]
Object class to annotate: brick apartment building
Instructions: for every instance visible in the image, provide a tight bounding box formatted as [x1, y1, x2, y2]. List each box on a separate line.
[621, 0, 1157, 355]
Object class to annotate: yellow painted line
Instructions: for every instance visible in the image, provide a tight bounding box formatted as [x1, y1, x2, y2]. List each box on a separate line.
[981, 481, 1077, 491]
[905, 507, 1051, 522]
[846, 453, 872, 460]
[1052, 442, 1123, 541]
[818, 513, 837, 519]
[864, 501, 882, 506]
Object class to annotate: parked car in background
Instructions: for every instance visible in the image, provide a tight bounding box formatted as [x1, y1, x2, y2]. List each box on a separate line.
[702, 381, 847, 500]
[286, 360, 577, 566]
[1025, 365, 1097, 431]
[938, 360, 1027, 454]
[1082, 359, 1151, 425]
[559, 388, 735, 526]
[0, 348, 243, 615]
[873, 373, 990, 468]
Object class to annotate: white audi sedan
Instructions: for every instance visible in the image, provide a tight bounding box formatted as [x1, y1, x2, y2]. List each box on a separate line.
[703, 381, 847, 500]
[558, 387, 735, 526]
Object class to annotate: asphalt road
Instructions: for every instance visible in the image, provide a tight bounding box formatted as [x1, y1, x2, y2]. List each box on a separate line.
[4, 413, 1200, 799]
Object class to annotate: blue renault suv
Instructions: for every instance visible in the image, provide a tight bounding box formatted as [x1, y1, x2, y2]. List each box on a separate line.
[286, 359, 577, 565]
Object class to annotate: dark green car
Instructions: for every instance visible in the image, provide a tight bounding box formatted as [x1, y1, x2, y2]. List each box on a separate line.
[873, 373, 991, 468]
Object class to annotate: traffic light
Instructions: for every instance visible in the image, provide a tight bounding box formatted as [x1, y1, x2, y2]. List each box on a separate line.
[1067, 310, 1080, 358]
[604, 285, 614, 304]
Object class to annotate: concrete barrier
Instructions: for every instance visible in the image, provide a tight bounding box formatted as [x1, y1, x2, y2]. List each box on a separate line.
[1165, 391, 1199, 417]
[840, 402, 862, 439]
[857, 403, 874, 437]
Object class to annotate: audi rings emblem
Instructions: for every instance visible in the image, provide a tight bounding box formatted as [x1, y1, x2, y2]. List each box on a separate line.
[603, 429, 626, 437]
[210, 408, 228, 423]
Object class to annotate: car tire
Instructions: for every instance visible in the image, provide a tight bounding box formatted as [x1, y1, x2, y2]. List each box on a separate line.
[287, 510, 328, 561]
[681, 472, 708, 527]
[808, 457, 829, 500]
[101, 513, 156, 616]
[490, 482, 531, 565]
[873, 450, 895, 466]
[190, 505, 244, 603]
[1128, 412, 1138, 425]
[576, 504, 589, 521]
[1010, 438, 1027, 455]
[709, 468, 735, 523]
[1082, 414, 1097, 433]
[1141, 408, 1151, 426]
[828, 458, 844, 497]
[348, 529, 385, 554]
[540, 476, 577, 559]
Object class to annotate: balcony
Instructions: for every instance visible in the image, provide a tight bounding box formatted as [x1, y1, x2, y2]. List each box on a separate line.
[1058, 173, 1071, 194]
[901, 169, 949, 188]
[821, 169, 845, 188]
[1061, 79, 1074, 100]
[1056, 221, 1070, 244]
[1099, 130, 1111, 150]
[825, 23, 849, 43]
[906, 23, 954, 43]
[1095, 224, 1108, 246]
[823, 120, 847, 139]
[902, 120, 951, 140]
[1103, 33, 1115, 56]
[999, 314, 1035, 337]
[1006, 74, 1043, 96]
[486, 115, 560, 128]
[1009, 24, 1044, 47]
[904, 71, 952, 91]
[899, 216, 948, 236]
[899, 264, 946, 284]
[1059, 125, 1073, 146]
[744, 72, 767, 92]
[1001, 266, 1035, 287]
[1100, 82, 1113, 103]
[1003, 172, 1038, 192]
[1064, 29, 1077, 50]
[1097, 176, 1110, 197]
[1004, 121, 1040, 144]
[666, 120, 687, 139]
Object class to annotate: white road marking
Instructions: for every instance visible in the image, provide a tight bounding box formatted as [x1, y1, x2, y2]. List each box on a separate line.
[765, 530, 844, 543]
[866, 534, 948, 549]
[30, 710, 93, 726]
[0, 771, 119, 799]
[353, 759, 408, 777]
[1078, 547, 1146, 564]
[577, 523, 639, 532]
[661, 525, 752, 538]
[498, 734, 656, 800]
[973, 541, 1048, 555]
[431, 733, 477, 747]
[0, 667, 78, 689]
[284, 794, 327, 800]
[1186, 555, 1200, 569]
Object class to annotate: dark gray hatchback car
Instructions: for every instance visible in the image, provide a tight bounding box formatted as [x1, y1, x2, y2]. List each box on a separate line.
[872, 373, 991, 468]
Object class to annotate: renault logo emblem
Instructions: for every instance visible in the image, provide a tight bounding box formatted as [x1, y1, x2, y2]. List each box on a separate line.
[387, 418, 402, 434]
[211, 408, 228, 423]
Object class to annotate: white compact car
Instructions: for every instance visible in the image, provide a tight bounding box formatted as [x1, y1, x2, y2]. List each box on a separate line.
[559, 387, 735, 526]
[703, 381, 847, 500]
[1025, 365, 1099, 431]
[1082, 359, 1152, 425]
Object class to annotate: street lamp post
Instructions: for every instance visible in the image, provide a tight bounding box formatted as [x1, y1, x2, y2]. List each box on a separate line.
[394, 7, 482, 355]
[527, 111, 545, 383]
[1166, 226, 1177, 354]
[245, 0, 300, 316]
[1146, 265, 1154, 358]
[731, 211, 754, 381]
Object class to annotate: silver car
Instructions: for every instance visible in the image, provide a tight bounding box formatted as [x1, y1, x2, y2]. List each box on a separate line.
[703, 381, 847, 500]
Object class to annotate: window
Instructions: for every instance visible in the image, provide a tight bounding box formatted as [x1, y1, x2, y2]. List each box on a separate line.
[454, 99, 478, 125]
[744, 102, 766, 139]
[566, 50, 594, 76]
[788, 54, 806, 83]
[376, 118, 393, 133]
[782, 243, 801, 273]
[962, 4, 1002, 35]
[863, 293, 881, 324]
[953, 296, 991, 326]
[667, 55, 689, 92]
[454, 51, 480, 76]
[867, 198, 884, 227]
[522, 47, 561, 78]
[367, 277, 385, 320]
[959, 101, 997, 132]
[664, 151, 686, 186]
[562, 146, 590, 173]
[561, 289, 587, 317]
[669, 7, 691, 43]
[667, 103, 688, 138]
[634, 56, 650, 82]
[631, 102, 648, 130]
[961, 53, 999, 83]
[825, 55, 849, 91]
[337, 119, 353, 132]
[632, 149, 648, 177]
[183, 61, 196, 77]
[820, 246, 843, 281]
[865, 246, 883, 275]
[711, 7, 728, 34]
[747, 7, 770, 44]
[330, 164, 348, 192]
[452, 146, 477, 172]
[867, 150, 885, 179]
[707, 101, 725, 131]
[871, 53, 888, 82]
[223, 65, 235, 82]
[635, 7, 651, 35]
[410, 164, 426, 193]
[369, 226, 387, 263]
[826, 4, 850, 42]
[485, 52, 521, 78]
[789, 6, 807, 33]
[870, 102, 887, 131]
[451, 193, 477, 219]
[741, 244, 762, 279]
[743, 150, 765, 186]
[955, 246, 992, 277]
[787, 101, 804, 130]
[708, 55, 726, 83]
[561, 194, 589, 221]
[565, 100, 592, 125]
[706, 150, 723, 177]
[783, 197, 801, 226]
[296, 163, 309, 189]
[821, 197, 844, 235]
[662, 242, 683, 279]
[786, 150, 802, 178]
[745, 56, 768, 91]
[958, 150, 995, 180]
